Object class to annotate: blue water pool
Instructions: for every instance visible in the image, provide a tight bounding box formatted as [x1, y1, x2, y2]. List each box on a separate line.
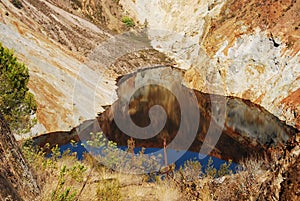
[58, 141, 238, 174]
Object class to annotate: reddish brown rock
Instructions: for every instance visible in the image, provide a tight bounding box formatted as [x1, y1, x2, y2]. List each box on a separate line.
[0, 113, 39, 200]
[258, 133, 300, 201]
[96, 67, 298, 162]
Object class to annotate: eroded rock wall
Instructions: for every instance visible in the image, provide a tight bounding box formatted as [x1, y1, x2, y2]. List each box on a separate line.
[0, 0, 118, 133]
[1, 0, 298, 136]
[0, 0, 174, 134]
[120, 0, 300, 129]
[258, 133, 300, 201]
[96, 67, 297, 162]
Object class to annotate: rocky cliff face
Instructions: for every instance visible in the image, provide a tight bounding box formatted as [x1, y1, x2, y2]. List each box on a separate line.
[32, 67, 298, 163]
[1, 0, 298, 164]
[96, 67, 297, 162]
[258, 132, 300, 201]
[0, 0, 175, 134]
[0, 0, 118, 133]
[120, 0, 300, 130]
[0, 113, 39, 200]
[0, 0, 298, 134]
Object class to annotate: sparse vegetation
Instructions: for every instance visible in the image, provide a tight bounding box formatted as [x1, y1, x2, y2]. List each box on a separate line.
[205, 157, 217, 178]
[85, 132, 163, 174]
[121, 16, 135, 27]
[51, 165, 78, 201]
[0, 43, 37, 133]
[179, 159, 202, 181]
[210, 157, 268, 200]
[22, 135, 269, 201]
[217, 159, 232, 177]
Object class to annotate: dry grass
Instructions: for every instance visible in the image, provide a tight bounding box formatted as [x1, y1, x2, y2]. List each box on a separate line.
[168, 156, 270, 201]
[208, 157, 269, 201]
[22, 140, 270, 201]
[22, 143, 179, 201]
[154, 180, 181, 201]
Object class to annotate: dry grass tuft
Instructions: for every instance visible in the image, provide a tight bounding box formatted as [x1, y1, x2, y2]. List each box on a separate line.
[154, 180, 181, 201]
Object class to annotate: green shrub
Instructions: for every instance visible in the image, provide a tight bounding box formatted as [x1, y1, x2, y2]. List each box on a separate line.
[86, 132, 162, 173]
[22, 142, 90, 201]
[205, 157, 217, 178]
[51, 165, 77, 201]
[122, 16, 135, 27]
[217, 160, 232, 177]
[0, 43, 37, 133]
[179, 159, 202, 181]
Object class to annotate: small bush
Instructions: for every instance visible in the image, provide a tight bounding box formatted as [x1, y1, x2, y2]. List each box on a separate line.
[179, 159, 202, 181]
[51, 165, 78, 201]
[122, 16, 135, 27]
[22, 142, 92, 201]
[205, 157, 217, 178]
[0, 43, 37, 133]
[217, 160, 232, 177]
[85, 132, 162, 173]
[210, 157, 268, 200]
